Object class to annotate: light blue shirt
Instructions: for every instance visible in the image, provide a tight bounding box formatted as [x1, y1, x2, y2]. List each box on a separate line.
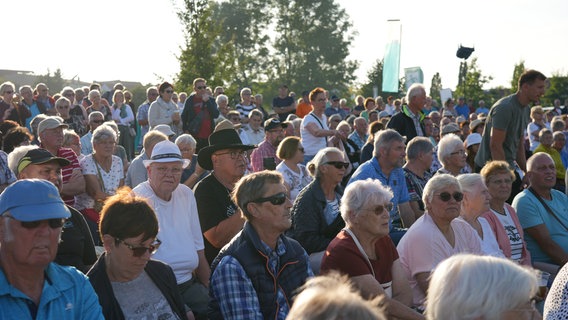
[0, 263, 103, 319]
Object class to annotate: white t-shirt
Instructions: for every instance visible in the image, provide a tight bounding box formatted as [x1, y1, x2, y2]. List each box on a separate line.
[478, 217, 506, 258]
[75, 154, 124, 210]
[527, 121, 550, 151]
[275, 162, 312, 201]
[133, 181, 204, 284]
[300, 113, 328, 156]
[492, 207, 524, 262]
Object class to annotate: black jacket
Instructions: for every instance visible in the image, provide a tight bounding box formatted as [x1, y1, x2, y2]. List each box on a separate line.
[386, 105, 425, 141]
[181, 93, 219, 136]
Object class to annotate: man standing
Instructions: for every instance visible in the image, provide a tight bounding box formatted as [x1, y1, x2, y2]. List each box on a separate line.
[296, 91, 312, 119]
[195, 129, 256, 264]
[387, 83, 426, 142]
[19, 85, 46, 132]
[512, 152, 568, 272]
[209, 171, 312, 319]
[348, 129, 415, 240]
[250, 119, 286, 171]
[273, 84, 296, 122]
[39, 116, 85, 206]
[136, 86, 159, 151]
[132, 140, 210, 318]
[324, 95, 347, 120]
[455, 97, 469, 119]
[182, 78, 220, 152]
[475, 70, 547, 199]
[34, 83, 56, 115]
[0, 179, 103, 319]
[349, 117, 369, 150]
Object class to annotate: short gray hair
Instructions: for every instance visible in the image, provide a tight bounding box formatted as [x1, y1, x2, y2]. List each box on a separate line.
[92, 124, 117, 145]
[406, 137, 433, 161]
[426, 254, 537, 320]
[373, 129, 405, 158]
[307, 147, 344, 178]
[216, 94, 228, 104]
[175, 133, 196, 148]
[340, 179, 393, 225]
[456, 173, 484, 196]
[88, 111, 104, 122]
[8, 145, 39, 175]
[232, 171, 284, 221]
[406, 83, 426, 102]
[437, 133, 463, 166]
[422, 174, 461, 206]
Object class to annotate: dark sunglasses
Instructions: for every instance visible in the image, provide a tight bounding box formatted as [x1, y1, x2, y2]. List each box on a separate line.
[362, 203, 394, 215]
[116, 238, 162, 257]
[437, 191, 464, 202]
[92, 120, 105, 124]
[3, 215, 65, 229]
[196, 86, 207, 90]
[325, 161, 349, 169]
[250, 192, 287, 206]
[165, 90, 174, 94]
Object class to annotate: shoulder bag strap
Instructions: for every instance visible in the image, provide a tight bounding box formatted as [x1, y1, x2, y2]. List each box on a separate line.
[310, 113, 328, 143]
[528, 187, 568, 231]
[344, 228, 375, 278]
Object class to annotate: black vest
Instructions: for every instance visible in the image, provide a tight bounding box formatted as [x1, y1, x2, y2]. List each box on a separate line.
[209, 222, 309, 319]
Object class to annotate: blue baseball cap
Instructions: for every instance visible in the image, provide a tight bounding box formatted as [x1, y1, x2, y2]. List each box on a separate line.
[0, 179, 70, 222]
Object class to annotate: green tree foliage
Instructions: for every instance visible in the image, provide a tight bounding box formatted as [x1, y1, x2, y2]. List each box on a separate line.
[429, 72, 442, 104]
[359, 59, 383, 98]
[543, 73, 568, 106]
[510, 61, 525, 94]
[272, 0, 358, 95]
[453, 57, 492, 104]
[36, 69, 65, 94]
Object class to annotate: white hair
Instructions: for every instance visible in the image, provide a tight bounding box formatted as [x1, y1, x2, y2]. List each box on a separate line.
[340, 179, 393, 225]
[422, 173, 461, 206]
[437, 133, 463, 166]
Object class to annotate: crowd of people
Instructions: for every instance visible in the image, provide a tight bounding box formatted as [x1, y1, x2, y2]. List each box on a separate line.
[2, 70, 568, 319]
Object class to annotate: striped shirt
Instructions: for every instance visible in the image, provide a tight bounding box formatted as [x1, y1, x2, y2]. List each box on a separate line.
[57, 147, 81, 206]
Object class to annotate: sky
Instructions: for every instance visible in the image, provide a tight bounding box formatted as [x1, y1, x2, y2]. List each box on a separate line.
[4, 0, 568, 93]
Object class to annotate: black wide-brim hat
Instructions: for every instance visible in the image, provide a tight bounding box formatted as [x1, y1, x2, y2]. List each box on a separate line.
[198, 129, 256, 170]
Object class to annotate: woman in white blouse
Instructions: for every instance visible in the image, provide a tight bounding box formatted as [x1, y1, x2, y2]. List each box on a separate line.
[276, 136, 312, 201]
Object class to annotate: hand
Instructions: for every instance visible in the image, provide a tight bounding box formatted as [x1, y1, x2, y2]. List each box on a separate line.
[195, 163, 206, 176]
[202, 93, 210, 102]
[521, 174, 530, 190]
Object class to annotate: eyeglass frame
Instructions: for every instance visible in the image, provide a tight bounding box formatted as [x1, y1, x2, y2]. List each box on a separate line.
[115, 237, 162, 257]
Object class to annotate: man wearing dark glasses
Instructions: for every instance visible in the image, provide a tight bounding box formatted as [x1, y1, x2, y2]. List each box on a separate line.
[181, 77, 220, 152]
[209, 171, 312, 319]
[0, 179, 103, 318]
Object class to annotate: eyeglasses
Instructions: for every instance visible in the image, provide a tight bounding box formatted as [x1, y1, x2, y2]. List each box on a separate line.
[361, 203, 394, 215]
[2, 214, 66, 229]
[450, 150, 467, 156]
[196, 86, 207, 90]
[165, 90, 174, 94]
[214, 150, 247, 159]
[154, 166, 183, 175]
[116, 238, 162, 257]
[92, 120, 105, 124]
[57, 105, 69, 109]
[325, 161, 349, 169]
[298, 147, 305, 153]
[250, 192, 288, 206]
[436, 191, 464, 202]
[489, 178, 512, 185]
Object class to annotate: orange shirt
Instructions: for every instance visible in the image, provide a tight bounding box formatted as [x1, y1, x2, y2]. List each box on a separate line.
[296, 102, 313, 118]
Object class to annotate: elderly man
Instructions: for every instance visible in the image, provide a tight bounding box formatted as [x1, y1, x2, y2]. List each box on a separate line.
[125, 130, 168, 188]
[80, 111, 105, 155]
[195, 129, 256, 264]
[39, 116, 85, 206]
[240, 109, 265, 145]
[348, 129, 415, 243]
[136, 86, 159, 150]
[132, 140, 210, 318]
[387, 83, 426, 141]
[348, 117, 369, 149]
[209, 171, 312, 319]
[513, 152, 568, 273]
[8, 146, 96, 273]
[403, 137, 435, 219]
[250, 118, 286, 171]
[0, 179, 103, 319]
[182, 78, 220, 152]
[273, 84, 296, 122]
[19, 85, 47, 132]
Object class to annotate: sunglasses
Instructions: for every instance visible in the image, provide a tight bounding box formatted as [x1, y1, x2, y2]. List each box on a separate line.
[250, 192, 287, 206]
[437, 191, 464, 202]
[362, 203, 394, 215]
[92, 120, 105, 124]
[196, 86, 207, 90]
[165, 90, 174, 94]
[116, 238, 162, 257]
[325, 161, 349, 169]
[3, 214, 65, 229]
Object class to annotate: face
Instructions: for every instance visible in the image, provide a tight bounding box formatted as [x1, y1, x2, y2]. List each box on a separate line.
[446, 146, 467, 170]
[147, 89, 159, 102]
[354, 200, 391, 237]
[113, 92, 125, 105]
[329, 118, 340, 130]
[241, 91, 252, 104]
[177, 142, 194, 160]
[293, 143, 305, 163]
[66, 135, 81, 156]
[2, 86, 14, 103]
[218, 100, 229, 116]
[37, 85, 49, 98]
[419, 148, 435, 170]
[524, 79, 547, 104]
[540, 133, 553, 146]
[382, 140, 406, 169]
[249, 182, 292, 234]
[90, 92, 101, 105]
[214, 87, 224, 96]
[212, 148, 247, 179]
[148, 161, 184, 195]
[93, 137, 117, 157]
[194, 81, 207, 95]
[426, 184, 462, 223]
[56, 102, 70, 116]
[0, 215, 62, 269]
[431, 113, 441, 125]
[124, 92, 132, 101]
[105, 233, 158, 280]
[20, 162, 63, 191]
[40, 126, 64, 148]
[62, 90, 75, 102]
[463, 181, 491, 215]
[485, 172, 513, 202]
[255, 95, 263, 106]
[355, 119, 368, 135]
[229, 114, 241, 125]
[90, 116, 104, 131]
[337, 124, 350, 140]
[311, 92, 327, 111]
[266, 126, 285, 146]
[321, 152, 347, 184]
[410, 90, 427, 113]
[161, 87, 174, 102]
[528, 155, 556, 190]
[249, 115, 262, 130]
[424, 118, 433, 136]
[554, 135, 566, 150]
[278, 87, 288, 97]
[20, 87, 33, 101]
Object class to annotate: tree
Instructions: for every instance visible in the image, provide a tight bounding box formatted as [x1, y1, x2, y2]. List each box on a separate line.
[510, 60, 525, 94]
[429, 72, 442, 104]
[359, 59, 383, 98]
[176, 0, 234, 91]
[453, 57, 492, 104]
[272, 0, 358, 95]
[36, 68, 65, 94]
[543, 73, 568, 106]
